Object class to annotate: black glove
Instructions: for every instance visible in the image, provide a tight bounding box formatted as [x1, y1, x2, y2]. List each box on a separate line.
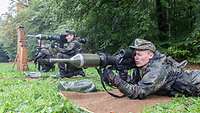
[102, 67, 121, 86]
[102, 67, 113, 85]
[119, 70, 128, 81]
[34, 52, 44, 64]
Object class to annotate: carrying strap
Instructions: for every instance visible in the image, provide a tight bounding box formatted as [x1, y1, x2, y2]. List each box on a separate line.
[96, 67, 125, 98]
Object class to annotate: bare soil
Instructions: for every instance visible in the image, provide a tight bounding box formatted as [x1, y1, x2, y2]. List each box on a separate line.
[61, 90, 171, 113]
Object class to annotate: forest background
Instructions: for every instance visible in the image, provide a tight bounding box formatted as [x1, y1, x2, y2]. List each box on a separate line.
[0, 0, 200, 63]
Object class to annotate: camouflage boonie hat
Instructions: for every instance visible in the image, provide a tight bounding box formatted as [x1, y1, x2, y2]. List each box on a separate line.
[129, 38, 156, 52]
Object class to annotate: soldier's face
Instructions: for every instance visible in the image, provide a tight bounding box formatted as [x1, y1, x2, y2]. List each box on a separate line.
[134, 50, 154, 68]
[66, 34, 74, 42]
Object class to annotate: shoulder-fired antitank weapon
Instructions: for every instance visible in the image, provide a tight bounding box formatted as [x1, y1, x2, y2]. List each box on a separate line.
[28, 34, 87, 48]
[38, 49, 134, 71]
[38, 49, 135, 98]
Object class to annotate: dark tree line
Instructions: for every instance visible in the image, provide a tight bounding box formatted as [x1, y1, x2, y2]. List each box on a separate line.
[0, 0, 200, 63]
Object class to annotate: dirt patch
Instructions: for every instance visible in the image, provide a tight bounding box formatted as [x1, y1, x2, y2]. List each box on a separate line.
[185, 64, 200, 70]
[61, 90, 171, 113]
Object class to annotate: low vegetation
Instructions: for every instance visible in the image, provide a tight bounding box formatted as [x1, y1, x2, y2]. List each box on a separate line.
[144, 96, 200, 113]
[0, 63, 90, 113]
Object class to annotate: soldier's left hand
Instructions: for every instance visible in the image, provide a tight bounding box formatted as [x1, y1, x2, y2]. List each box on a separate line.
[102, 67, 121, 86]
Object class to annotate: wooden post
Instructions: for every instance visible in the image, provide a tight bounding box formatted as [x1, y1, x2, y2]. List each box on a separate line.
[16, 26, 28, 71]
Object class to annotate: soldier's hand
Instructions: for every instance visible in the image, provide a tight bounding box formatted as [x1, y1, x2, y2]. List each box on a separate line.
[102, 67, 121, 86]
[102, 67, 113, 85]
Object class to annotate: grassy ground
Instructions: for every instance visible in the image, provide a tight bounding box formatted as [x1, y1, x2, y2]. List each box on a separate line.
[143, 96, 200, 113]
[0, 63, 92, 113]
[1, 63, 200, 112]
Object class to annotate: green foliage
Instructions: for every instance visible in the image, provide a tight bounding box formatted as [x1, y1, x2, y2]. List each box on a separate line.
[0, 45, 9, 62]
[75, 0, 157, 53]
[143, 96, 200, 113]
[1, 0, 200, 62]
[155, 0, 200, 63]
[166, 46, 190, 60]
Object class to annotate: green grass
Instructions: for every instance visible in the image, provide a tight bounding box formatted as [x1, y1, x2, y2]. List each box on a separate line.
[11, 62, 107, 91]
[143, 96, 200, 113]
[0, 63, 90, 113]
[0, 79, 76, 113]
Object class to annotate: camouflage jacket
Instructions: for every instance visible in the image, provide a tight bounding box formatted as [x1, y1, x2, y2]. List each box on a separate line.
[57, 40, 81, 55]
[116, 51, 200, 99]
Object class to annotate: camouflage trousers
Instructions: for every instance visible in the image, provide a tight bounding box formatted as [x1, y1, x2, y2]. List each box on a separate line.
[172, 71, 200, 96]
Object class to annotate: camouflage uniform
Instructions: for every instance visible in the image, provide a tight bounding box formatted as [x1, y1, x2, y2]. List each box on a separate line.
[34, 47, 55, 72]
[57, 39, 85, 77]
[105, 38, 200, 99]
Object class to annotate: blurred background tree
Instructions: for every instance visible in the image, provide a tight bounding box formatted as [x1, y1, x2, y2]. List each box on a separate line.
[0, 0, 200, 63]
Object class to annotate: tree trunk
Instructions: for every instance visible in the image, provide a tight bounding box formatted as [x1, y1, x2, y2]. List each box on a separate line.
[155, 0, 169, 41]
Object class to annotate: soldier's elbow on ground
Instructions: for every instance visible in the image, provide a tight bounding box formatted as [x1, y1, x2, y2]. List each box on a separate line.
[127, 93, 148, 99]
